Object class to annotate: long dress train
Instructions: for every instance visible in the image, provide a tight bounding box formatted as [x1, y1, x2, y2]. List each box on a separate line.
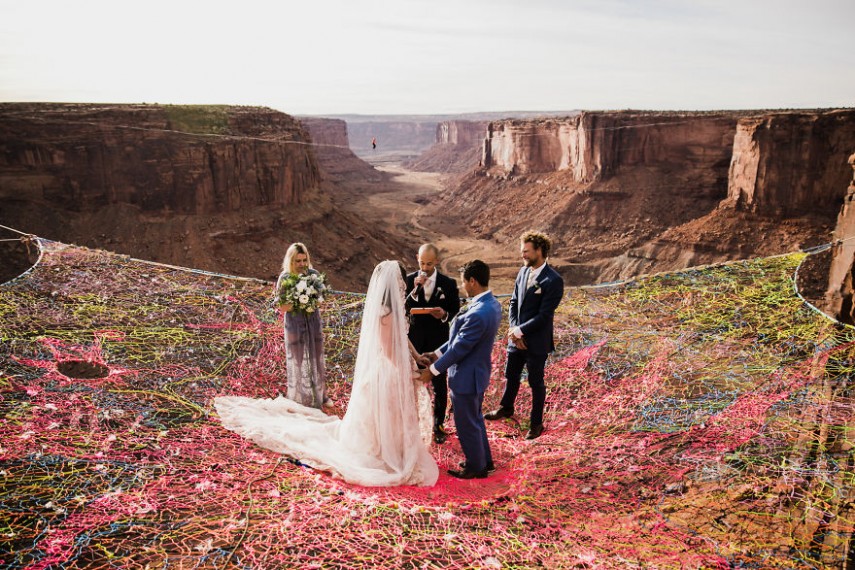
[215, 261, 438, 487]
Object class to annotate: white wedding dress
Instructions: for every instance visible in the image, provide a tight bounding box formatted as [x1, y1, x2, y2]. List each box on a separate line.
[215, 261, 438, 487]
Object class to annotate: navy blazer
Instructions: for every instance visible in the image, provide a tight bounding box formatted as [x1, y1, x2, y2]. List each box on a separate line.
[434, 292, 502, 395]
[508, 263, 564, 355]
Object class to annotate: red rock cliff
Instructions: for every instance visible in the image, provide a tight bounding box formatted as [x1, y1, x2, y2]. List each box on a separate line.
[0, 103, 410, 291]
[299, 117, 384, 184]
[725, 110, 855, 216]
[406, 120, 488, 173]
[439, 109, 850, 287]
[0, 103, 320, 215]
[299, 117, 350, 148]
[436, 120, 486, 146]
[822, 153, 855, 323]
[482, 111, 737, 181]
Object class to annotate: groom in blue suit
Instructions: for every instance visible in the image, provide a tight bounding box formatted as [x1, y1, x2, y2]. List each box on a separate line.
[420, 260, 502, 479]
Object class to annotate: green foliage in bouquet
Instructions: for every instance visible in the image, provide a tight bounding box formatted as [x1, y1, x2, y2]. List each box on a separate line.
[278, 272, 328, 314]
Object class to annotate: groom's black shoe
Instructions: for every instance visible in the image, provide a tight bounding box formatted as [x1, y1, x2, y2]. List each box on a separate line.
[447, 467, 488, 479]
[525, 424, 544, 440]
[484, 407, 513, 420]
[433, 426, 447, 444]
[458, 460, 496, 474]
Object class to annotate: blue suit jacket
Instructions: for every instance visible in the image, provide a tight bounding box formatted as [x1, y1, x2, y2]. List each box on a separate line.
[508, 263, 564, 355]
[433, 291, 502, 395]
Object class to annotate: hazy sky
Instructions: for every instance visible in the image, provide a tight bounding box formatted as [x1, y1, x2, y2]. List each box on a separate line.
[1, 0, 852, 115]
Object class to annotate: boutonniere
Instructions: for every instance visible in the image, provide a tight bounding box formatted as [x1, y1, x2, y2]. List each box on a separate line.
[457, 302, 470, 316]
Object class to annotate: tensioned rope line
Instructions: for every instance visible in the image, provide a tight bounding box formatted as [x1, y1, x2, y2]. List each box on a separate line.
[490, 118, 699, 133]
[577, 234, 855, 292]
[0, 113, 355, 150]
[0, 223, 33, 236]
[2, 112, 738, 152]
[4, 219, 855, 298]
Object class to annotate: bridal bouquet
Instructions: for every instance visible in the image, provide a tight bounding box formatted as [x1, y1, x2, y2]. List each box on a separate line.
[278, 272, 327, 314]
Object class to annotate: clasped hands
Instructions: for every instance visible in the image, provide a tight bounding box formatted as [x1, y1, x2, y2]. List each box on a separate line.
[417, 352, 438, 383]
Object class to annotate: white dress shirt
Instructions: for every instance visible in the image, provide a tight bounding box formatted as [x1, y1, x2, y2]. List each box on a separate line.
[410, 269, 437, 301]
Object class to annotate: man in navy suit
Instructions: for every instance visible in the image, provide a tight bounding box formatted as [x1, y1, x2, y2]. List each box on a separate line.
[406, 244, 460, 444]
[485, 231, 564, 440]
[420, 260, 502, 479]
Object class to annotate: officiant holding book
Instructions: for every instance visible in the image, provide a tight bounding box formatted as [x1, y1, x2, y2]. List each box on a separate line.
[405, 243, 460, 443]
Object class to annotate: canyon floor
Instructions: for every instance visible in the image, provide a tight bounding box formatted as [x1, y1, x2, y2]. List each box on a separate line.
[353, 163, 522, 294]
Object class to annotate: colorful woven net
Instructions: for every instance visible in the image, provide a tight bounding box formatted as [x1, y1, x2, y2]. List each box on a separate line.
[2, 239, 855, 568]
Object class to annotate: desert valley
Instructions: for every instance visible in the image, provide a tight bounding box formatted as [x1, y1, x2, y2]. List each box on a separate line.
[3, 103, 855, 568]
[2, 103, 855, 318]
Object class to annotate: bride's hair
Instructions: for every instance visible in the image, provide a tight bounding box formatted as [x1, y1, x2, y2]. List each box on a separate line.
[377, 261, 407, 312]
[357, 260, 411, 376]
[338, 259, 434, 484]
[281, 242, 312, 275]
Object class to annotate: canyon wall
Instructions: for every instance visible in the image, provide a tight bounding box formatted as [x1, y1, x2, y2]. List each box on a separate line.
[406, 120, 488, 173]
[440, 109, 852, 288]
[436, 120, 487, 146]
[482, 111, 738, 182]
[338, 111, 578, 160]
[299, 117, 350, 148]
[480, 109, 855, 214]
[0, 103, 320, 215]
[299, 117, 385, 183]
[0, 104, 411, 290]
[823, 153, 855, 324]
[725, 110, 855, 216]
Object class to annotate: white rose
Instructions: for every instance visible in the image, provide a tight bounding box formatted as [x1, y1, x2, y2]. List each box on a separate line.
[306, 286, 316, 296]
[296, 280, 307, 292]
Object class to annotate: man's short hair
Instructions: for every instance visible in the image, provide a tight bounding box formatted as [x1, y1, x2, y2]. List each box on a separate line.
[419, 243, 439, 258]
[460, 260, 490, 287]
[520, 230, 553, 258]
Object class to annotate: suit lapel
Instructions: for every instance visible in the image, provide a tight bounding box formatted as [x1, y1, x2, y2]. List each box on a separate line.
[452, 295, 477, 337]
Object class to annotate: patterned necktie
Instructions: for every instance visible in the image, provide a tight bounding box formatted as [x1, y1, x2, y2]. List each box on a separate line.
[526, 268, 537, 290]
[424, 278, 434, 300]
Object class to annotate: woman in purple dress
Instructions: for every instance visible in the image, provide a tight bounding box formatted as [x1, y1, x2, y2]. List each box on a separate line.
[275, 243, 329, 409]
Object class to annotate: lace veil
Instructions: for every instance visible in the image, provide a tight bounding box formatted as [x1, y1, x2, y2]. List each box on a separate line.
[338, 260, 436, 483]
[214, 260, 438, 487]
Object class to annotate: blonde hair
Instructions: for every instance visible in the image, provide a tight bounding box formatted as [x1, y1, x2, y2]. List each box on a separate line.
[282, 242, 312, 275]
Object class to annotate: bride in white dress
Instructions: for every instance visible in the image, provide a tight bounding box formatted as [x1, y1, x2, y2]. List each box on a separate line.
[214, 260, 439, 487]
